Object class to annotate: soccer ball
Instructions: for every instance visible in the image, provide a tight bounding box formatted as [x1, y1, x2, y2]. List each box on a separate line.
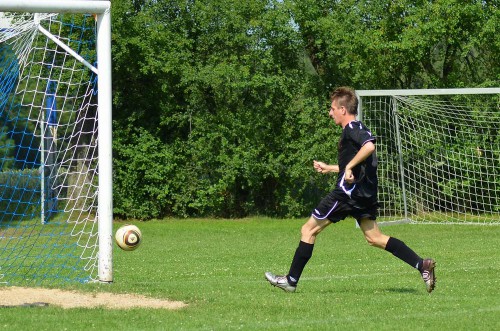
[115, 224, 142, 251]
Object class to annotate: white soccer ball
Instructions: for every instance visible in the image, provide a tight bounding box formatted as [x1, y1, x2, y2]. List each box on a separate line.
[115, 224, 142, 251]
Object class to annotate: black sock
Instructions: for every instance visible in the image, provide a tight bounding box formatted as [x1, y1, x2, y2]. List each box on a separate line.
[287, 241, 314, 285]
[385, 237, 424, 271]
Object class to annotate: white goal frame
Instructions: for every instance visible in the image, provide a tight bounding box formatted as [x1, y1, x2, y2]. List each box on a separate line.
[357, 87, 500, 226]
[0, 0, 113, 282]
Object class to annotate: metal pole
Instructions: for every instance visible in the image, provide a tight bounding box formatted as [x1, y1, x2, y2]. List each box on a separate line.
[37, 24, 98, 74]
[392, 97, 409, 222]
[356, 94, 363, 122]
[96, 5, 113, 283]
[40, 104, 45, 224]
[0, 1, 110, 14]
[357, 88, 500, 97]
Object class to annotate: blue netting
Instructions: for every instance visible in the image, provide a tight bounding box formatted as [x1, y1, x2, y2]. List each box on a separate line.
[0, 13, 99, 286]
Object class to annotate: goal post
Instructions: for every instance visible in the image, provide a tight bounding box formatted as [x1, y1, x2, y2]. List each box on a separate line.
[0, 0, 112, 284]
[357, 88, 500, 225]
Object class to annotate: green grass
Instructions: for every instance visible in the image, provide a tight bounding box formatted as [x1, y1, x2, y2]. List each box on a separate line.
[1, 218, 500, 330]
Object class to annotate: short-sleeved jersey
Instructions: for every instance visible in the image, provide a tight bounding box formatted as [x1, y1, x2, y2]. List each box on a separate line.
[331, 120, 378, 208]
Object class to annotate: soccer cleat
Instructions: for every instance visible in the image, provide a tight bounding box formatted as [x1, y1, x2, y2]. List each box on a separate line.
[420, 258, 436, 293]
[264, 272, 297, 293]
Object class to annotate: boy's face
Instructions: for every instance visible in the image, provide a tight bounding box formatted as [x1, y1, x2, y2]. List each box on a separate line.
[329, 99, 344, 126]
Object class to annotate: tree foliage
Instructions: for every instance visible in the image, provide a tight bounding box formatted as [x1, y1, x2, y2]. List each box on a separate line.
[111, 0, 499, 219]
[292, 0, 500, 89]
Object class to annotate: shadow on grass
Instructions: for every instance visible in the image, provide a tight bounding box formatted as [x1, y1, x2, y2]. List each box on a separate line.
[310, 286, 421, 295]
[384, 287, 419, 294]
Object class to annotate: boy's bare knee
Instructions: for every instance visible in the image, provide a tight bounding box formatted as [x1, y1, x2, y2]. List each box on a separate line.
[365, 235, 385, 249]
[300, 223, 318, 238]
[365, 236, 374, 246]
[300, 218, 329, 243]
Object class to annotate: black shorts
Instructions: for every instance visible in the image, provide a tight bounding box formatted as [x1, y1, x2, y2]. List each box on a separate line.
[311, 191, 378, 223]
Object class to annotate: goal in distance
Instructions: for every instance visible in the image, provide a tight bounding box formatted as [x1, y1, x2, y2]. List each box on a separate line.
[357, 88, 500, 225]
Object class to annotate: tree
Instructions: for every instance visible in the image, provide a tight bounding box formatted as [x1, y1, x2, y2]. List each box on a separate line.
[111, 0, 329, 218]
[290, 0, 499, 89]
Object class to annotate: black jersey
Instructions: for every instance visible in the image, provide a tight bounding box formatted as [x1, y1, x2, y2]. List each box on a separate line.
[332, 121, 378, 207]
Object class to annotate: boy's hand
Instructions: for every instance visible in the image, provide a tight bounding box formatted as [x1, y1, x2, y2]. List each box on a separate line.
[345, 168, 355, 183]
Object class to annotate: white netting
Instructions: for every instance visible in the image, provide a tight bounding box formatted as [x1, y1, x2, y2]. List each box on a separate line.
[0, 12, 99, 285]
[360, 92, 500, 225]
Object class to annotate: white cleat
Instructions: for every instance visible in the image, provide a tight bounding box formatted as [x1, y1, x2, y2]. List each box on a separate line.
[264, 272, 296, 293]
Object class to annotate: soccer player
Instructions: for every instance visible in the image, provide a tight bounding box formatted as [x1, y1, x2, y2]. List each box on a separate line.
[265, 87, 436, 293]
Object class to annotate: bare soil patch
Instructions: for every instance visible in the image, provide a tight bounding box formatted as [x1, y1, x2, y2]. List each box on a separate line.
[0, 286, 187, 310]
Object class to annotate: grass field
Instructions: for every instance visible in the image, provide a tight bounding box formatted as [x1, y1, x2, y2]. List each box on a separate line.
[1, 218, 499, 330]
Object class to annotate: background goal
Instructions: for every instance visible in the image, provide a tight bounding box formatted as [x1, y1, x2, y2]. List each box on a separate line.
[0, 1, 112, 285]
[358, 88, 500, 225]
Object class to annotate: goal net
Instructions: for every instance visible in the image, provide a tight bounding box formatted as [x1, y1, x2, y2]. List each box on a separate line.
[358, 89, 500, 225]
[0, 2, 112, 285]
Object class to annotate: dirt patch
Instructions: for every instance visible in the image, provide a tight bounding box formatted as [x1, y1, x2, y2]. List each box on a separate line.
[0, 286, 187, 310]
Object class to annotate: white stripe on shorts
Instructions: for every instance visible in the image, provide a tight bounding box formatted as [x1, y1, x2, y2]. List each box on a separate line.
[313, 201, 339, 220]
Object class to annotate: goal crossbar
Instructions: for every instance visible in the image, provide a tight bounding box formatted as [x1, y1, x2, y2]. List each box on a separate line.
[0, 1, 110, 14]
[357, 88, 500, 96]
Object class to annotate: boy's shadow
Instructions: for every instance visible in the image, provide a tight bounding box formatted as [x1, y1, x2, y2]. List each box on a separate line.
[384, 288, 419, 294]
